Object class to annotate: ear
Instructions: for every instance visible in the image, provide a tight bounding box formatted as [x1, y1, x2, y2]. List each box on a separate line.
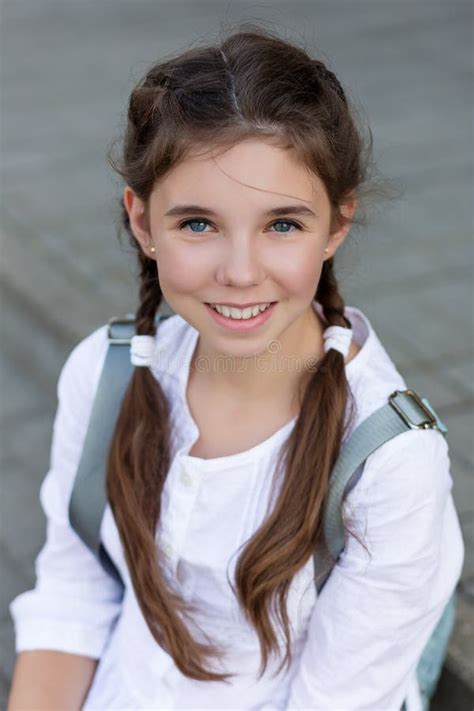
[324, 194, 358, 260]
[123, 186, 156, 260]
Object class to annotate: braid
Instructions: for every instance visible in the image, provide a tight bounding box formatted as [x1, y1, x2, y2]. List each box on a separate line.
[316, 258, 352, 331]
[135, 251, 163, 336]
[118, 194, 163, 336]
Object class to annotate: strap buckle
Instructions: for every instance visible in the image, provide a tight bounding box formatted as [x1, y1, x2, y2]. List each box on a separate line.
[107, 315, 136, 345]
[107, 312, 173, 345]
[388, 389, 447, 433]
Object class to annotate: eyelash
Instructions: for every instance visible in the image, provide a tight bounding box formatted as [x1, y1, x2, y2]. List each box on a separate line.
[178, 218, 303, 236]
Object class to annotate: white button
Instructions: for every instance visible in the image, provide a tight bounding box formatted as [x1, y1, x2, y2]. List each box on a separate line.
[180, 469, 193, 487]
[162, 542, 174, 557]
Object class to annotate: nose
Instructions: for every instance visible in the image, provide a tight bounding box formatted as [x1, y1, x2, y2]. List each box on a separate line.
[215, 233, 265, 288]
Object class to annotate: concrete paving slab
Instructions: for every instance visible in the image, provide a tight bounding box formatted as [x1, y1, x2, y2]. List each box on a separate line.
[361, 285, 473, 368]
[441, 410, 474, 471]
[387, 365, 469, 411]
[1, 421, 50, 567]
[0, 544, 33, 628]
[441, 358, 474, 399]
[0, 351, 50, 426]
[0, 617, 15, 710]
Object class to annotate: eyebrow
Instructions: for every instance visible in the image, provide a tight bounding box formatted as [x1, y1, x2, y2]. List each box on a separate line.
[164, 204, 317, 218]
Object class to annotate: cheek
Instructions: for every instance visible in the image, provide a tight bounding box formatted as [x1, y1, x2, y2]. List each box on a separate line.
[156, 243, 211, 294]
[272, 243, 324, 293]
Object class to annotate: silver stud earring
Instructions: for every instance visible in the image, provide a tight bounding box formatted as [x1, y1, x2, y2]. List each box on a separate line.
[324, 248, 329, 253]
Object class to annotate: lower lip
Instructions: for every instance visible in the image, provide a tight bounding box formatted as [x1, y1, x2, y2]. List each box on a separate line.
[204, 303, 277, 332]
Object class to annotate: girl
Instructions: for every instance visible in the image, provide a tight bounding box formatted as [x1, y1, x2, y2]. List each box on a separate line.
[8, 24, 464, 711]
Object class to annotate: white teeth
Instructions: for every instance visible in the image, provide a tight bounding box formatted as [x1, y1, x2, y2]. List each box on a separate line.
[210, 302, 272, 319]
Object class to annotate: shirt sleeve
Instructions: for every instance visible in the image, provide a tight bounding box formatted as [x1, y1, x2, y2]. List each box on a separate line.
[285, 427, 465, 711]
[9, 325, 125, 659]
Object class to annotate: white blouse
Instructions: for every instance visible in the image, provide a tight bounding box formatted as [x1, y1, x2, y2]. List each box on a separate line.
[9, 302, 465, 711]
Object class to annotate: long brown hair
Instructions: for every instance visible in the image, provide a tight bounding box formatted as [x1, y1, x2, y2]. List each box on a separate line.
[107, 22, 394, 683]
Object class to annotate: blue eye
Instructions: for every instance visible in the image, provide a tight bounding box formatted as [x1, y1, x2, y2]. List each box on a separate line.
[179, 219, 210, 233]
[178, 218, 303, 235]
[270, 220, 302, 234]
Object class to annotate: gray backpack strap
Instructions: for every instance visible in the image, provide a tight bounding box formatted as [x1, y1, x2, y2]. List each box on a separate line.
[68, 316, 136, 586]
[68, 314, 171, 586]
[313, 389, 448, 594]
[313, 390, 451, 711]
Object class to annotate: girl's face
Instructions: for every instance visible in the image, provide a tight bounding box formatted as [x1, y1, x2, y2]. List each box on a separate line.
[124, 137, 356, 359]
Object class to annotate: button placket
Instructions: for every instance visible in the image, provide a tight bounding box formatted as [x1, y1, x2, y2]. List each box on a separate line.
[159, 459, 200, 576]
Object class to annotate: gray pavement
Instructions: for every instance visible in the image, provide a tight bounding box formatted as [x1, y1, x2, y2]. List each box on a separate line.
[1, 0, 473, 707]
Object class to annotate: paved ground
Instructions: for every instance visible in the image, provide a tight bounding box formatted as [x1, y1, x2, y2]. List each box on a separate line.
[1, 0, 473, 706]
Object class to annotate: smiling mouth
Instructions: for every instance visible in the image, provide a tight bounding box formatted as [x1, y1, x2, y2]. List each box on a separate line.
[204, 301, 278, 322]
[204, 302, 278, 308]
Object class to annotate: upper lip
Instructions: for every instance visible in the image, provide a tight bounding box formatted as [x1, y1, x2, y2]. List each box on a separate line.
[207, 301, 275, 308]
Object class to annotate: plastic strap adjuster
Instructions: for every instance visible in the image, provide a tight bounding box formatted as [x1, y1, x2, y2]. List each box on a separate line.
[107, 316, 136, 345]
[107, 312, 173, 345]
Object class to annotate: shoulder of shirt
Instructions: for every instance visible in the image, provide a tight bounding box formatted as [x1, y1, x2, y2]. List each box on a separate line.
[343, 305, 451, 501]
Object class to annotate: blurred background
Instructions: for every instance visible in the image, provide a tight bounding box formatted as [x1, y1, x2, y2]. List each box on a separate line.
[1, 0, 472, 707]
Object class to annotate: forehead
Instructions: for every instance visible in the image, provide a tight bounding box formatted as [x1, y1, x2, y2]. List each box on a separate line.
[151, 138, 327, 209]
